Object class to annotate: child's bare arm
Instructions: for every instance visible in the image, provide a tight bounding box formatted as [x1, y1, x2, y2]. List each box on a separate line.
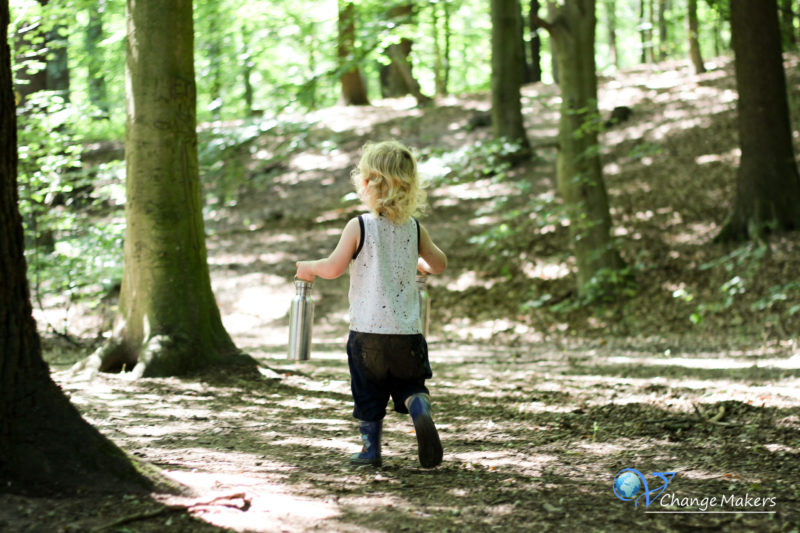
[296, 218, 360, 281]
[418, 224, 447, 275]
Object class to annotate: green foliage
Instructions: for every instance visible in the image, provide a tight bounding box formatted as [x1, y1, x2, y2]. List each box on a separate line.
[198, 118, 312, 207]
[682, 243, 782, 326]
[420, 137, 527, 186]
[16, 92, 124, 323]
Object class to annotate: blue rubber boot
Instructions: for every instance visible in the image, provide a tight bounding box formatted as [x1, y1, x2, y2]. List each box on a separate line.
[408, 393, 443, 468]
[350, 420, 382, 467]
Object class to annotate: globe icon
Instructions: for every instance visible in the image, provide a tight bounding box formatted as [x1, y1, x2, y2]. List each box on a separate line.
[614, 471, 642, 500]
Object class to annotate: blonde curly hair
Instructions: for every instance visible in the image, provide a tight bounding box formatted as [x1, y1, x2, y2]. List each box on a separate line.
[350, 141, 427, 224]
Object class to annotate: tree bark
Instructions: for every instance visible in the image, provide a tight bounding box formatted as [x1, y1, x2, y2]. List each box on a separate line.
[657, 0, 667, 60]
[338, 1, 369, 105]
[717, 0, 800, 241]
[491, 0, 531, 153]
[540, 0, 623, 296]
[606, 0, 618, 68]
[85, 1, 109, 116]
[1, 0, 151, 493]
[529, 0, 543, 81]
[687, 0, 706, 73]
[88, 0, 241, 378]
[639, 0, 647, 63]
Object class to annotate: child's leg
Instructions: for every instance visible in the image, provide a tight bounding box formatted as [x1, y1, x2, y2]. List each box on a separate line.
[346, 332, 391, 466]
[382, 334, 442, 468]
[405, 392, 443, 468]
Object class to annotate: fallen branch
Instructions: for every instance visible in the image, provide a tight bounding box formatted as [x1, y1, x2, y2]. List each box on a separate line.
[90, 492, 251, 532]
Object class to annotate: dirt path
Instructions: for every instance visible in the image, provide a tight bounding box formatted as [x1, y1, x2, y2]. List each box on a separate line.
[7, 336, 797, 532]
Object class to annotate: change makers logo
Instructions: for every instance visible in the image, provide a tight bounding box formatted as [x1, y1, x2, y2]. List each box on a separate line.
[612, 469, 777, 514]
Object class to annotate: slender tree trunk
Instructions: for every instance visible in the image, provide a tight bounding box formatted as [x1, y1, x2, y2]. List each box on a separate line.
[606, 0, 618, 68]
[516, 0, 532, 84]
[443, 0, 451, 94]
[529, 0, 543, 81]
[85, 0, 108, 117]
[432, 0, 445, 95]
[41, 0, 69, 101]
[88, 0, 241, 377]
[338, 1, 369, 105]
[687, 0, 706, 73]
[1, 0, 151, 493]
[639, 0, 647, 63]
[658, 0, 667, 60]
[646, 0, 655, 62]
[539, 0, 623, 296]
[718, 0, 800, 241]
[241, 22, 255, 116]
[548, 1, 559, 84]
[491, 0, 530, 153]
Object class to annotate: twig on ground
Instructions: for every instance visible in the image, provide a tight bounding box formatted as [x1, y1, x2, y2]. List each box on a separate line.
[89, 492, 251, 532]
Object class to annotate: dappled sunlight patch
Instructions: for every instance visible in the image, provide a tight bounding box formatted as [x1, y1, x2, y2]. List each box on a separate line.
[289, 150, 351, 172]
[522, 260, 570, 280]
[162, 470, 341, 531]
[454, 450, 557, 474]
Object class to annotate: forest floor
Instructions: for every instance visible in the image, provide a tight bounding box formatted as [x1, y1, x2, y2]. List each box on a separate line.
[4, 56, 800, 532]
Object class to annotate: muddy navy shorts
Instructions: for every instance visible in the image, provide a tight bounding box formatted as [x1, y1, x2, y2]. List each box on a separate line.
[347, 331, 432, 422]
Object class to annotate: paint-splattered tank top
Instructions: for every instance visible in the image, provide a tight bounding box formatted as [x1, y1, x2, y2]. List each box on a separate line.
[349, 212, 421, 334]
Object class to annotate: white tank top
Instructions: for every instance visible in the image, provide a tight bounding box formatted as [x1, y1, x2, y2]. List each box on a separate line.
[349, 213, 421, 334]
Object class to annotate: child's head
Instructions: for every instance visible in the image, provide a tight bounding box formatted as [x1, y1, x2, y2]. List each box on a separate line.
[351, 140, 426, 223]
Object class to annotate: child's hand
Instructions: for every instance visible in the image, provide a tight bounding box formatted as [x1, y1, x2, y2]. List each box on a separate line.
[295, 261, 316, 282]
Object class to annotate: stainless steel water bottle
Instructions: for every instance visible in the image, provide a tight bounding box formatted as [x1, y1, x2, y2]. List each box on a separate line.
[288, 279, 314, 360]
[417, 274, 430, 338]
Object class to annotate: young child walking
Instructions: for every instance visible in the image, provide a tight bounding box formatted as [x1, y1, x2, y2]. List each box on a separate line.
[296, 140, 447, 468]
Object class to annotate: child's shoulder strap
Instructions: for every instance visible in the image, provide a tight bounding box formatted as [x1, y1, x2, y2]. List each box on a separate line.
[353, 214, 366, 260]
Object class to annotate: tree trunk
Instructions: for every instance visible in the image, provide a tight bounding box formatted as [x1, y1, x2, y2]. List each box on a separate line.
[1, 0, 151, 493]
[491, 0, 531, 153]
[639, 0, 647, 63]
[546, 0, 623, 296]
[687, 0, 706, 73]
[657, 0, 667, 60]
[443, 0, 451, 94]
[516, 0, 532, 84]
[780, 0, 796, 47]
[606, 0, 618, 68]
[384, 39, 433, 105]
[241, 22, 255, 116]
[338, 1, 369, 105]
[529, 0, 543, 81]
[717, 0, 800, 241]
[85, 1, 109, 117]
[89, 0, 241, 378]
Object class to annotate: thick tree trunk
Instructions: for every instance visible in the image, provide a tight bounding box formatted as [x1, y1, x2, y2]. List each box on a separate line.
[89, 0, 241, 378]
[687, 0, 706, 73]
[491, 0, 530, 153]
[337, 1, 369, 105]
[548, 0, 623, 296]
[1, 0, 151, 493]
[717, 0, 800, 242]
[338, 2, 369, 105]
[384, 39, 432, 105]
